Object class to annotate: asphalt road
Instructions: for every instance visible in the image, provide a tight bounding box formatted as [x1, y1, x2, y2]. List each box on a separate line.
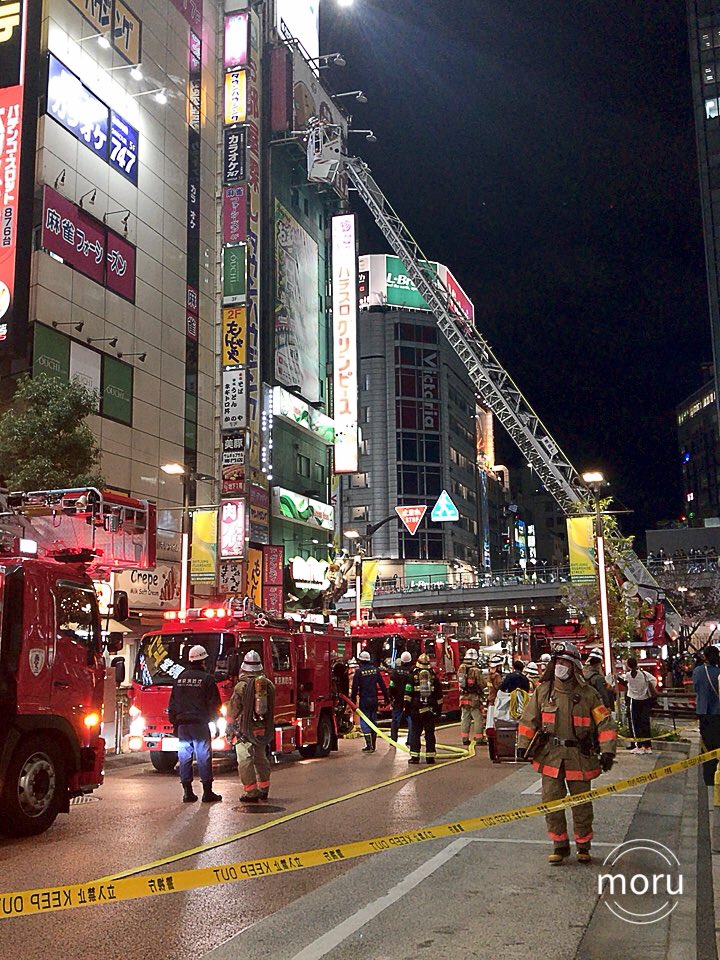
[0, 725, 516, 960]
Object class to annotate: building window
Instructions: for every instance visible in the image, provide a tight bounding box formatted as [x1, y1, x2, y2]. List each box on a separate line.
[360, 439, 370, 456]
[313, 462, 325, 483]
[351, 505, 369, 521]
[707, 98, 720, 120]
[351, 473, 369, 488]
[297, 454, 310, 477]
[362, 406, 371, 423]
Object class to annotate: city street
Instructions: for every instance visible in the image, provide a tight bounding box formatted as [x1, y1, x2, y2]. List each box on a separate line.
[0, 727, 713, 960]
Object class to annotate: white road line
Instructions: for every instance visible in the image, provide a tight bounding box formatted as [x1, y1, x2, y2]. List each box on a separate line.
[290, 837, 473, 960]
[467, 837, 617, 848]
[521, 778, 543, 795]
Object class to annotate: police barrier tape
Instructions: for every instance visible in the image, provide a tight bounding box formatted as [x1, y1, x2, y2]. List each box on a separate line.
[343, 696, 471, 758]
[2, 746, 719, 919]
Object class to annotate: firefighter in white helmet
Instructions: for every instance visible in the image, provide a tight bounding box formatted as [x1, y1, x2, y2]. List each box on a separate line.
[485, 654, 505, 762]
[458, 649, 486, 747]
[168, 644, 222, 804]
[517, 641, 617, 864]
[351, 649, 388, 751]
[227, 650, 276, 802]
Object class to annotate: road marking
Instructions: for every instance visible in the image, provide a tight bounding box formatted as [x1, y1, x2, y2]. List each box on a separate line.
[521, 778, 542, 795]
[290, 838, 473, 960]
[467, 837, 617, 848]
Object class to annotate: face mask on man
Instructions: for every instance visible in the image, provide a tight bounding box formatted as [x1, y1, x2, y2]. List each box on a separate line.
[554, 662, 572, 681]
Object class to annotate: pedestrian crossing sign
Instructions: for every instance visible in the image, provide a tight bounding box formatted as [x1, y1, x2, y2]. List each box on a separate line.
[431, 490, 459, 522]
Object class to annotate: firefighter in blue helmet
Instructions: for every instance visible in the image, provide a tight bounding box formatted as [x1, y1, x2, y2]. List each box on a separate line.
[405, 653, 444, 764]
[351, 650, 388, 751]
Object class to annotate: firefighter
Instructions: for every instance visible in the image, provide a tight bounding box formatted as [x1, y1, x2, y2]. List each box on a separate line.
[389, 651, 414, 744]
[517, 641, 617, 864]
[167, 644, 222, 804]
[351, 650, 388, 751]
[227, 650, 275, 803]
[458, 648, 486, 747]
[539, 652, 552, 676]
[485, 654, 505, 762]
[525, 661, 540, 690]
[583, 647, 615, 709]
[405, 652, 444, 764]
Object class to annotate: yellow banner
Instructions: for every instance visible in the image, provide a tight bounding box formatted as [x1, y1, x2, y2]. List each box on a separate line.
[360, 558, 379, 609]
[190, 509, 218, 584]
[567, 516, 595, 582]
[246, 547, 263, 606]
[222, 306, 246, 366]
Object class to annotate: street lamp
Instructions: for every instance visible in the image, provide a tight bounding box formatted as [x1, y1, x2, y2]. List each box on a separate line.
[161, 462, 215, 612]
[582, 471, 612, 677]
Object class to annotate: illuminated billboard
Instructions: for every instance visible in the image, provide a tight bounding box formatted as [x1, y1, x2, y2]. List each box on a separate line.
[331, 214, 358, 473]
[275, 0, 319, 62]
[224, 69, 247, 125]
[219, 499, 246, 559]
[358, 254, 474, 325]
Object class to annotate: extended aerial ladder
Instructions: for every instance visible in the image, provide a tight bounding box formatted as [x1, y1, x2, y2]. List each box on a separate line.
[306, 121, 667, 619]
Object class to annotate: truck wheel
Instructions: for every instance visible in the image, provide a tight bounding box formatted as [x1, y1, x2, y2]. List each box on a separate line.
[0, 736, 66, 837]
[298, 715, 334, 759]
[150, 752, 178, 773]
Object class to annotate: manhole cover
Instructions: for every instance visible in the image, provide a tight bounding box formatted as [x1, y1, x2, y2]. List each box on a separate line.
[70, 795, 101, 805]
[230, 804, 284, 814]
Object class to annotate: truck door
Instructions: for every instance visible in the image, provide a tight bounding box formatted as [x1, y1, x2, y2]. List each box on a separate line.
[50, 579, 103, 737]
[270, 636, 295, 722]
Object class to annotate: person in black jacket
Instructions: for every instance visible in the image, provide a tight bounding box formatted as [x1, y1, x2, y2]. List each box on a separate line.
[405, 653, 444, 764]
[389, 651, 414, 744]
[500, 660, 531, 694]
[168, 644, 222, 803]
[351, 650, 388, 752]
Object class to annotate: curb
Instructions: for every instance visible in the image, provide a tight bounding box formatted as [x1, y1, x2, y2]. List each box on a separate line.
[105, 753, 151, 769]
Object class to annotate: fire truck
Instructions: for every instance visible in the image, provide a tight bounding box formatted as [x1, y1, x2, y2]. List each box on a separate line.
[128, 605, 353, 771]
[350, 618, 461, 715]
[0, 487, 155, 836]
[514, 622, 595, 663]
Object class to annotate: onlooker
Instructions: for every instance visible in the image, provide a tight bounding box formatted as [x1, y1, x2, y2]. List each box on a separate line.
[500, 660, 531, 694]
[693, 645, 720, 786]
[618, 656, 656, 755]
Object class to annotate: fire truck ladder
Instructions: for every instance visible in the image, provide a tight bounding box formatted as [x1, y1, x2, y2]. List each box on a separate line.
[306, 123, 664, 608]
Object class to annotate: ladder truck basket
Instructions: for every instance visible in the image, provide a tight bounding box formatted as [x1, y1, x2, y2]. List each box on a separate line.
[306, 121, 344, 184]
[1, 487, 156, 573]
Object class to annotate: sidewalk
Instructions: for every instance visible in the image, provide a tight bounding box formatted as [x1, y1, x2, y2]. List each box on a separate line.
[204, 746, 715, 960]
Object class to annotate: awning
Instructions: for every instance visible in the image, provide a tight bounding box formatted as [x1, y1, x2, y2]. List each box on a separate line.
[102, 619, 133, 634]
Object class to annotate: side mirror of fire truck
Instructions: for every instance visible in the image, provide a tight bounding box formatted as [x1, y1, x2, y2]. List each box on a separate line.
[226, 649, 241, 677]
[107, 632, 125, 654]
[110, 656, 126, 686]
[113, 590, 130, 622]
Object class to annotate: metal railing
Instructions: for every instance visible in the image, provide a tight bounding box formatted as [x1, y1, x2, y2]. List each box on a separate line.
[370, 566, 573, 596]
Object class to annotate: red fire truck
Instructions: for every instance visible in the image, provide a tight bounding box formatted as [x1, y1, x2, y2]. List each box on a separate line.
[350, 617, 461, 715]
[514, 621, 594, 663]
[0, 487, 155, 836]
[128, 605, 354, 770]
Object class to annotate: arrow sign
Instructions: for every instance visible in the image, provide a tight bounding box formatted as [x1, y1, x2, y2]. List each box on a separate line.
[431, 490, 459, 522]
[395, 504, 427, 536]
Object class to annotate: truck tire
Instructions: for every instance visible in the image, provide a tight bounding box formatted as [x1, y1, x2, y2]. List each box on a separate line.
[298, 714, 334, 759]
[150, 751, 178, 773]
[0, 736, 66, 837]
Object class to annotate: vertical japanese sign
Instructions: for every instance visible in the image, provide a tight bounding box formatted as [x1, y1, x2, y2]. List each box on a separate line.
[0, 0, 27, 342]
[567, 516, 596, 583]
[190, 508, 218, 584]
[184, 18, 202, 455]
[219, 499, 246, 559]
[331, 214, 358, 473]
[244, 9, 262, 471]
[262, 544, 285, 618]
[222, 306, 246, 366]
[246, 546, 262, 607]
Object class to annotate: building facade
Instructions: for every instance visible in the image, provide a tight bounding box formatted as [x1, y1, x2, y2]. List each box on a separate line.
[677, 380, 720, 519]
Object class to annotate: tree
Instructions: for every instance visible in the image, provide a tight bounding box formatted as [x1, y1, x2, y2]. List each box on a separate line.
[652, 567, 720, 653]
[0, 374, 104, 491]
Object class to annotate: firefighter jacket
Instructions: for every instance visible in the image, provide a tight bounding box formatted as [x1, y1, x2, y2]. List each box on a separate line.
[389, 664, 413, 708]
[517, 675, 617, 781]
[583, 663, 614, 709]
[458, 663, 486, 706]
[351, 664, 388, 707]
[168, 666, 221, 727]
[404, 666, 444, 717]
[486, 670, 503, 706]
[227, 670, 276, 741]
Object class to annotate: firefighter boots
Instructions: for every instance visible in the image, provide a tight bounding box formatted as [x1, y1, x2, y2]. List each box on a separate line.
[371, 731, 377, 750]
[362, 735, 374, 752]
[182, 783, 198, 803]
[462, 738, 470, 746]
[201, 783, 222, 803]
[426, 758, 436, 765]
[548, 844, 571, 865]
[576, 845, 592, 864]
[408, 756, 420, 764]
[258, 789, 269, 800]
[240, 789, 261, 803]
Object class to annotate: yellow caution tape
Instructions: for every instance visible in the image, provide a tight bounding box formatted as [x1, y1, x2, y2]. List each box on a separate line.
[3, 746, 719, 919]
[347, 698, 470, 758]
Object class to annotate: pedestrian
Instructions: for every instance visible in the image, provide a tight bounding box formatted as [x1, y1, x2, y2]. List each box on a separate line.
[517, 641, 617, 864]
[405, 652, 444, 764]
[388, 650, 414, 744]
[618, 656, 656, 754]
[167, 644, 223, 804]
[583, 647, 615, 709]
[227, 650, 275, 803]
[500, 660, 531, 693]
[692, 645, 720, 785]
[485, 654, 505, 762]
[351, 649, 388, 752]
[458, 648, 486, 747]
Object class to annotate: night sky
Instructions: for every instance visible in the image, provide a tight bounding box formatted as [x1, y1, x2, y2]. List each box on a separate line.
[322, 0, 712, 542]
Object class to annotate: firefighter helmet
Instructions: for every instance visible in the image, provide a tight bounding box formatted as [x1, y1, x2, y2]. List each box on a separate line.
[539, 653, 552, 664]
[400, 651, 412, 663]
[463, 648, 479, 661]
[588, 647, 604, 662]
[489, 655, 504, 667]
[552, 641, 583, 671]
[525, 661, 539, 677]
[358, 650, 371, 661]
[189, 645, 209, 662]
[417, 653, 431, 667]
[242, 650, 263, 673]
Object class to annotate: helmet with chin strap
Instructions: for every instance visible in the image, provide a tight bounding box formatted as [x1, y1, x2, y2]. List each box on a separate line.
[552, 641, 583, 672]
